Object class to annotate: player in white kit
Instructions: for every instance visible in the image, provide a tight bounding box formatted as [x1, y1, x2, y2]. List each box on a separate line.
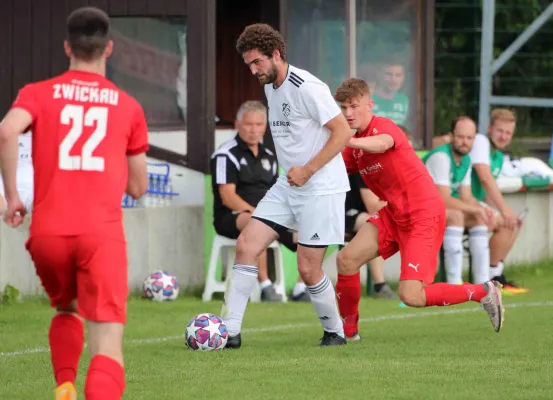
[222, 23, 353, 348]
[0, 131, 33, 215]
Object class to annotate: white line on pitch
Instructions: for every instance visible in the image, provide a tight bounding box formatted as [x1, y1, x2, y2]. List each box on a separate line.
[0, 300, 551, 358]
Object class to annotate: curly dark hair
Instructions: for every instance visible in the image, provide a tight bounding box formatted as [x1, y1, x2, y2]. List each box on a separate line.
[236, 23, 287, 61]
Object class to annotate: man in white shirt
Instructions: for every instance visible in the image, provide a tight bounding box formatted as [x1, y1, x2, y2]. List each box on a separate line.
[222, 23, 352, 348]
[0, 131, 33, 215]
[469, 109, 528, 294]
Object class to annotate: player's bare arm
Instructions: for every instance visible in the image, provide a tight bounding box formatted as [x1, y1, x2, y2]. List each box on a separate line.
[458, 185, 495, 229]
[473, 163, 517, 229]
[0, 108, 31, 226]
[0, 194, 6, 216]
[347, 133, 394, 153]
[219, 184, 255, 213]
[437, 184, 480, 216]
[458, 185, 481, 207]
[0, 108, 31, 199]
[287, 113, 352, 187]
[126, 153, 148, 199]
[459, 186, 494, 226]
[360, 187, 387, 215]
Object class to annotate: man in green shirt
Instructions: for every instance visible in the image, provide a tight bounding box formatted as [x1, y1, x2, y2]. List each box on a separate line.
[424, 117, 495, 284]
[372, 61, 409, 127]
[469, 109, 528, 294]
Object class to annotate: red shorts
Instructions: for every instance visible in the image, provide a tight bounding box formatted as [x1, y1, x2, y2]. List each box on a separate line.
[368, 210, 446, 284]
[26, 234, 129, 324]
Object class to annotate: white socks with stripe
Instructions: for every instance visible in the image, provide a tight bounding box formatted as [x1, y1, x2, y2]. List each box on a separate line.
[443, 226, 464, 284]
[307, 275, 344, 337]
[221, 264, 258, 336]
[468, 225, 490, 284]
[222, 267, 344, 338]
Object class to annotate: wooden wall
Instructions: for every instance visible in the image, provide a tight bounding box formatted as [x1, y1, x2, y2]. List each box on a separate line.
[0, 0, 188, 115]
[0, 0, 218, 173]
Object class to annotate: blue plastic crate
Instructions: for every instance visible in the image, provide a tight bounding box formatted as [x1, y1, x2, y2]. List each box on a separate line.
[121, 162, 179, 208]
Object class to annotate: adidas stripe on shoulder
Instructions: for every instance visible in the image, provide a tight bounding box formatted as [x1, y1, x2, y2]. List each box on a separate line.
[288, 71, 304, 88]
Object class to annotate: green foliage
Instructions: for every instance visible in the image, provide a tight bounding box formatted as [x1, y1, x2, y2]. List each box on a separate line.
[507, 139, 531, 158]
[1, 284, 21, 305]
[435, 0, 553, 137]
[434, 79, 466, 135]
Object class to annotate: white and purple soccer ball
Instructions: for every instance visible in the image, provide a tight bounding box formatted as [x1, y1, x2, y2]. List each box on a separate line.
[185, 313, 228, 351]
[143, 270, 180, 302]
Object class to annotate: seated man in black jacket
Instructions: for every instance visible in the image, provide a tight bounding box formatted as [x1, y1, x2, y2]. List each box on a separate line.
[211, 101, 308, 302]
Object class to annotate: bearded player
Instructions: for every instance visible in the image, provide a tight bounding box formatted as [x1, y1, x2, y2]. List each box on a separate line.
[222, 23, 352, 348]
[0, 7, 148, 400]
[333, 78, 504, 340]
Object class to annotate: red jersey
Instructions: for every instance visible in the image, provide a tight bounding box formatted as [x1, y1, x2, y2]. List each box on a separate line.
[342, 116, 444, 226]
[11, 70, 149, 237]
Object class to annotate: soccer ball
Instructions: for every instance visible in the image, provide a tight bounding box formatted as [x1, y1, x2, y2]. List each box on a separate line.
[185, 313, 228, 351]
[143, 270, 179, 301]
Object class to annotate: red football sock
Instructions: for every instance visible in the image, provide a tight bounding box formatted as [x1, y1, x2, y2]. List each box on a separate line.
[424, 283, 488, 306]
[336, 273, 361, 337]
[84, 355, 125, 400]
[49, 313, 84, 385]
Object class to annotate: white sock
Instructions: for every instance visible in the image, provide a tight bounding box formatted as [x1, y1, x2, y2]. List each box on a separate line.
[221, 264, 258, 336]
[292, 282, 307, 297]
[489, 261, 505, 280]
[443, 226, 464, 284]
[307, 275, 344, 337]
[259, 279, 272, 290]
[468, 225, 490, 284]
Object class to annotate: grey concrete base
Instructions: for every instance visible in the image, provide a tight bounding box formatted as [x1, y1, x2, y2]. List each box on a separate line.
[1, 191, 551, 296]
[322, 191, 553, 283]
[0, 206, 204, 296]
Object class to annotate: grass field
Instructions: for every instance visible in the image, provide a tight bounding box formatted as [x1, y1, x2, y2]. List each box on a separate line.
[0, 262, 552, 400]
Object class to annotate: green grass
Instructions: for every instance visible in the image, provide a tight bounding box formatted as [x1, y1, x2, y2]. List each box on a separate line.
[0, 262, 552, 400]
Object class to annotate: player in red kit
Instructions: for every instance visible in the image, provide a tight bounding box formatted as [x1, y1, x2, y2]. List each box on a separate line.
[0, 7, 148, 400]
[333, 78, 504, 340]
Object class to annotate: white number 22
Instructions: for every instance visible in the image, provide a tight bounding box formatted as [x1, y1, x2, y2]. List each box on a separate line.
[59, 105, 108, 171]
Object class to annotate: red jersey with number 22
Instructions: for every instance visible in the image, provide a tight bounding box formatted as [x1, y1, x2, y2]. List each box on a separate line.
[11, 70, 149, 238]
[342, 116, 444, 227]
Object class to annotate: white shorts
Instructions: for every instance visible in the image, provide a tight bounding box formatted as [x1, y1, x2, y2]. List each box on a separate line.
[252, 183, 346, 247]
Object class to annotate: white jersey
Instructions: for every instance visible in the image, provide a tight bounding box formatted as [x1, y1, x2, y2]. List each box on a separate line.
[425, 151, 472, 188]
[264, 65, 349, 195]
[469, 133, 491, 166]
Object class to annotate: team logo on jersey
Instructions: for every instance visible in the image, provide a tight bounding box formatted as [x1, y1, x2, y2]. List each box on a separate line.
[282, 103, 291, 117]
[261, 158, 271, 171]
[359, 163, 383, 176]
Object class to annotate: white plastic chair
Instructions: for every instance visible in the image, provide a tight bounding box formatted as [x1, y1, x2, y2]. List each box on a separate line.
[202, 234, 287, 303]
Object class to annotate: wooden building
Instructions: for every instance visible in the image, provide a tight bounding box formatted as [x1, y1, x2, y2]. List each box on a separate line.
[0, 0, 434, 173]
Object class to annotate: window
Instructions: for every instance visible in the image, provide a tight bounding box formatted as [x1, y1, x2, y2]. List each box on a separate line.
[286, 0, 347, 94]
[356, 0, 419, 139]
[107, 17, 187, 129]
